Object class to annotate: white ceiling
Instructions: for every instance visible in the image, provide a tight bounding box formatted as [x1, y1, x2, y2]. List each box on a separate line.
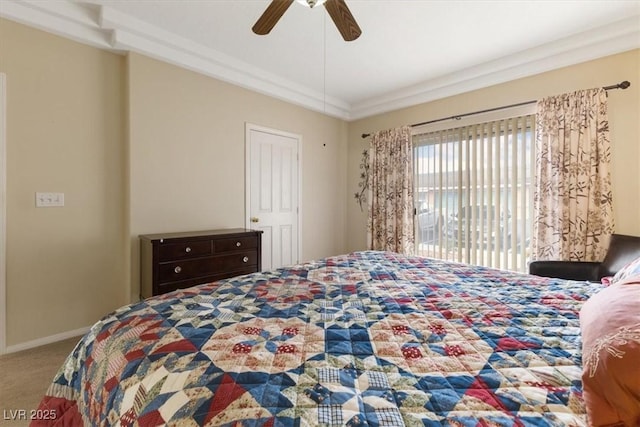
[2, 0, 639, 120]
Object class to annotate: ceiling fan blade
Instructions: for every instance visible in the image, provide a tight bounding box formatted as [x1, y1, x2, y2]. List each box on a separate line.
[324, 0, 361, 41]
[252, 0, 295, 35]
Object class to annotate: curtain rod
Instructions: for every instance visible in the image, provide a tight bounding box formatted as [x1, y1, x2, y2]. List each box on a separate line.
[361, 80, 631, 138]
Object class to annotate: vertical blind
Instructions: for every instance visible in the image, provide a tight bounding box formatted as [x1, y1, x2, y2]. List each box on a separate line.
[413, 114, 535, 272]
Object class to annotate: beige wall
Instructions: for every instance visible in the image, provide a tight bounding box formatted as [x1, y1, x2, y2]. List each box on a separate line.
[0, 19, 128, 345]
[1, 20, 349, 347]
[347, 49, 640, 252]
[128, 53, 348, 301]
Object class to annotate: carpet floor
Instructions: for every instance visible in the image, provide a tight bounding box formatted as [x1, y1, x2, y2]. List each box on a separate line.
[0, 337, 81, 426]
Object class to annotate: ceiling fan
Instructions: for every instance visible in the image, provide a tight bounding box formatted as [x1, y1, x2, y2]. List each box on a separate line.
[252, 0, 362, 42]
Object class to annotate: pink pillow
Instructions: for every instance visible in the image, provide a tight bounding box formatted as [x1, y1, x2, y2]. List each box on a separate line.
[580, 276, 640, 426]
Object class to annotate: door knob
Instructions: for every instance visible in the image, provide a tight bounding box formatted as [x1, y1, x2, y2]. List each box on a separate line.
[250, 217, 259, 223]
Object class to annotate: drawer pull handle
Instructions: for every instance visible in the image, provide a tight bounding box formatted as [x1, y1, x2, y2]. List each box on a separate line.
[185, 247, 191, 253]
[236, 241, 242, 247]
[243, 256, 249, 263]
[174, 266, 182, 274]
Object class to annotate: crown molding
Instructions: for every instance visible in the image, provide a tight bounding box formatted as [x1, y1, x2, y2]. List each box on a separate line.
[99, 6, 350, 119]
[0, 0, 112, 50]
[349, 16, 640, 120]
[0, 0, 351, 119]
[1, 1, 638, 122]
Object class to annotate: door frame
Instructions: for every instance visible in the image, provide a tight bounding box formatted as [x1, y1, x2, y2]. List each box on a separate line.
[1, 73, 7, 354]
[245, 123, 302, 265]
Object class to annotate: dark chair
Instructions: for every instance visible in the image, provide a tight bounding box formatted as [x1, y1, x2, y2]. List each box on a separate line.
[528, 234, 640, 281]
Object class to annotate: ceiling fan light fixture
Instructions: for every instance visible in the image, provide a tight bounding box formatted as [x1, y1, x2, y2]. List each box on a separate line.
[296, 0, 327, 8]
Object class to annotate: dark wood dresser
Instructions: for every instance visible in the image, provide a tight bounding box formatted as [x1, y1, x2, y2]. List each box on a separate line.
[140, 228, 262, 298]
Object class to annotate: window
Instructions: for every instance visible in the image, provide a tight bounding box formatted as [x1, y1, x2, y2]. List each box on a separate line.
[413, 114, 535, 272]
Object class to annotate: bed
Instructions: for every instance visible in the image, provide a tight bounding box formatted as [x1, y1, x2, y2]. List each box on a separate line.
[33, 250, 597, 426]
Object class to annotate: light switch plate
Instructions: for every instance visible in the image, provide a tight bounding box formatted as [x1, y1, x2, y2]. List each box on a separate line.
[35, 192, 64, 207]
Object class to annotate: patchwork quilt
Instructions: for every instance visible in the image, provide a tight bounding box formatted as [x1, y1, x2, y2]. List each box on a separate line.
[33, 251, 597, 426]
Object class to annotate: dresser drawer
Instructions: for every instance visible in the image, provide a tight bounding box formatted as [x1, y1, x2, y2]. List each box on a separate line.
[215, 236, 258, 253]
[159, 240, 212, 262]
[158, 252, 258, 285]
[140, 228, 262, 298]
[156, 267, 259, 294]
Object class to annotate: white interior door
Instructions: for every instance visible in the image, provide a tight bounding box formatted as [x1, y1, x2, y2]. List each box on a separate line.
[246, 124, 300, 271]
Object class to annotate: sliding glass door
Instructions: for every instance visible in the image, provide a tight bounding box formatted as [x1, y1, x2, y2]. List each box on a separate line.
[413, 115, 535, 272]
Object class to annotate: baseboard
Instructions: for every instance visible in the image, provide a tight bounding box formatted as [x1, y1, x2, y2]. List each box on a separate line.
[2, 326, 89, 354]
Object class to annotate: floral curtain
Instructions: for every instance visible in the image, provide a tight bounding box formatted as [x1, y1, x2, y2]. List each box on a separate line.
[367, 126, 414, 254]
[532, 88, 614, 261]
